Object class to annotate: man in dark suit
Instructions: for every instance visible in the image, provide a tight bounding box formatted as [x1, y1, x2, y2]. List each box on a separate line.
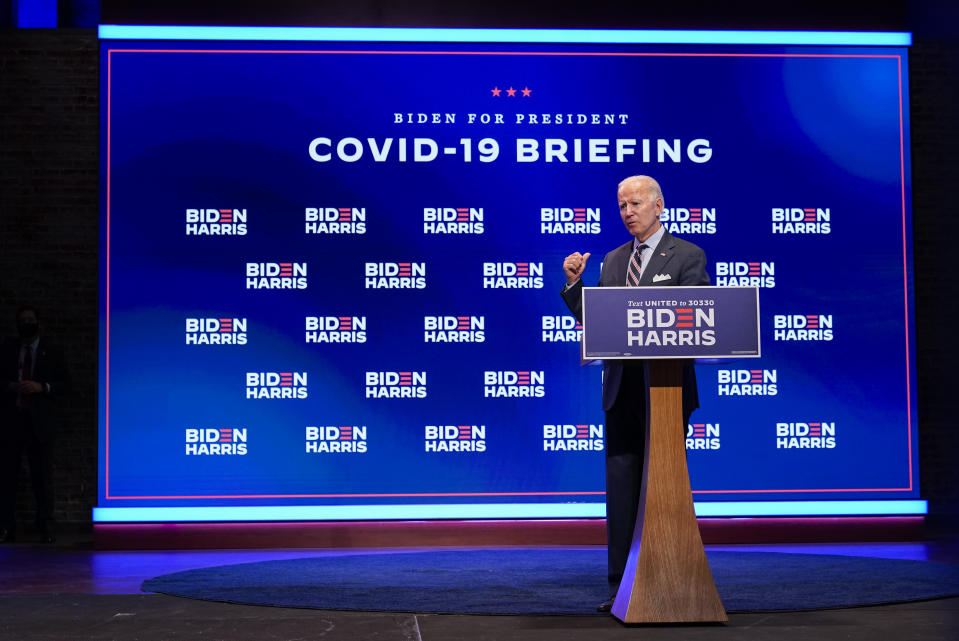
[1, 306, 69, 543]
[560, 175, 710, 611]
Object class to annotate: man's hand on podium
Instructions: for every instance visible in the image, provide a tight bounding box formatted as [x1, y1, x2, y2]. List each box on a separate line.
[563, 251, 591, 286]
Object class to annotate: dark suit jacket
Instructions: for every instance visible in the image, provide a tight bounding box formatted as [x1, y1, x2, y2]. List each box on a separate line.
[1, 338, 69, 442]
[560, 229, 710, 413]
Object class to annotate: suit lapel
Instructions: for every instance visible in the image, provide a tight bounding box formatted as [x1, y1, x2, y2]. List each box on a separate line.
[639, 230, 676, 285]
[603, 241, 633, 287]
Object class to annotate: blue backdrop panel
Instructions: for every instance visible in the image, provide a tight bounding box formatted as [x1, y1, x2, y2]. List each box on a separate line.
[97, 38, 918, 517]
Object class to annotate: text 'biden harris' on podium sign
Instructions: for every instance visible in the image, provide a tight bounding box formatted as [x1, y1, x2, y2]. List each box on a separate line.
[581, 286, 760, 360]
[581, 285, 759, 624]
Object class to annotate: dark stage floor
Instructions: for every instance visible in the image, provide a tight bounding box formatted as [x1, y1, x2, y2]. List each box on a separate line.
[2, 537, 959, 640]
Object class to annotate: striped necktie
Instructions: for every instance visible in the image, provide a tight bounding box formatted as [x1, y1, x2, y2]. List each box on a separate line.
[626, 244, 648, 286]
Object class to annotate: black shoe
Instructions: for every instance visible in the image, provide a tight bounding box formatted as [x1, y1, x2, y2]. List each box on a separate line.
[597, 595, 616, 612]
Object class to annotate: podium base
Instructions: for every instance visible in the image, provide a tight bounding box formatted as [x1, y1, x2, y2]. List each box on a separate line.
[611, 359, 727, 624]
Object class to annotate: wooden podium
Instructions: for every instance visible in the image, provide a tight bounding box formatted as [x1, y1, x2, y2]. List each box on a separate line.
[581, 285, 761, 624]
[610, 359, 726, 623]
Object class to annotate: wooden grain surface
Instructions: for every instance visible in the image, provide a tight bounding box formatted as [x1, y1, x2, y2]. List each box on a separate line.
[612, 360, 728, 623]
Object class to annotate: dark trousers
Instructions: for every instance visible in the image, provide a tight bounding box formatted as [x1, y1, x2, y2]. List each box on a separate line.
[604, 364, 692, 593]
[1, 410, 54, 534]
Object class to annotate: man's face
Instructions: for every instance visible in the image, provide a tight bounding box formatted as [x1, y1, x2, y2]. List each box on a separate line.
[618, 179, 663, 242]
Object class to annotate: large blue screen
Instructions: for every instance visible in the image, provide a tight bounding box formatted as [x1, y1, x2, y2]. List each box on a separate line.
[97, 31, 919, 521]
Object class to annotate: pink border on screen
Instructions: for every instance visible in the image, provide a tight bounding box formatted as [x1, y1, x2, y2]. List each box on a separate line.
[104, 49, 912, 499]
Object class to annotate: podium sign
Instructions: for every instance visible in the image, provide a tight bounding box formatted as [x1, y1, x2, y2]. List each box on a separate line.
[581, 285, 760, 624]
[582, 286, 760, 360]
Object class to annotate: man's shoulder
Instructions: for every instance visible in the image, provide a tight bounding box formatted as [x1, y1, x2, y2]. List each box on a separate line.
[604, 239, 634, 260]
[662, 230, 706, 256]
[36, 340, 65, 357]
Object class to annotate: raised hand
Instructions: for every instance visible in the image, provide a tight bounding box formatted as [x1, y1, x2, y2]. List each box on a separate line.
[562, 251, 591, 285]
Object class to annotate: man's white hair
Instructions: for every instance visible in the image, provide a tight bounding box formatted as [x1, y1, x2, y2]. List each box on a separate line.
[617, 175, 663, 203]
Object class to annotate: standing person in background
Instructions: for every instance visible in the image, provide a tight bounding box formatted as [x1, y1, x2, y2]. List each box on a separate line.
[1, 306, 69, 543]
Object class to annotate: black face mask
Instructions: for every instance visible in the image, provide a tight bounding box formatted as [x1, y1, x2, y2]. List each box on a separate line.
[17, 322, 39, 341]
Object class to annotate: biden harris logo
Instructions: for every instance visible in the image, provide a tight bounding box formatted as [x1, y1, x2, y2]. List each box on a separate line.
[305, 207, 366, 235]
[246, 372, 308, 399]
[365, 262, 427, 289]
[185, 428, 247, 455]
[425, 425, 486, 452]
[483, 262, 544, 289]
[540, 207, 601, 234]
[542, 316, 582, 342]
[423, 207, 484, 234]
[626, 305, 716, 348]
[305, 316, 367, 343]
[484, 371, 545, 398]
[185, 317, 247, 345]
[660, 207, 717, 235]
[366, 371, 427, 398]
[186, 208, 248, 236]
[717, 369, 777, 396]
[306, 425, 367, 453]
[773, 315, 833, 341]
[686, 423, 720, 450]
[714, 262, 775, 288]
[772, 207, 831, 234]
[246, 262, 308, 289]
[543, 424, 604, 451]
[776, 422, 836, 449]
[424, 316, 485, 343]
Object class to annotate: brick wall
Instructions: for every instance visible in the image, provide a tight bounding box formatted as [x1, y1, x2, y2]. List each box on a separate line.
[1, 25, 956, 526]
[0, 29, 99, 525]
[909, 33, 959, 523]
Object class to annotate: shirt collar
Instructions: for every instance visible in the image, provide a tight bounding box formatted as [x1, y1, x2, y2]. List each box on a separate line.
[633, 225, 666, 253]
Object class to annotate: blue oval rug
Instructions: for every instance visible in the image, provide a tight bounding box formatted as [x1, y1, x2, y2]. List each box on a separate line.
[142, 549, 959, 615]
